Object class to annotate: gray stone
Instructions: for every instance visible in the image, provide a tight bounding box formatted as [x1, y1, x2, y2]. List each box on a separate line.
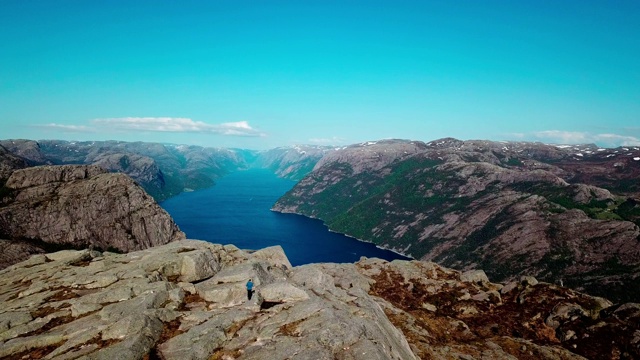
[210, 261, 273, 286]
[196, 282, 246, 308]
[79, 315, 163, 360]
[520, 276, 539, 287]
[251, 245, 293, 270]
[0, 333, 66, 358]
[99, 290, 169, 322]
[500, 281, 519, 295]
[158, 308, 254, 360]
[0, 311, 32, 332]
[179, 249, 221, 282]
[70, 302, 103, 317]
[259, 282, 309, 303]
[460, 270, 490, 284]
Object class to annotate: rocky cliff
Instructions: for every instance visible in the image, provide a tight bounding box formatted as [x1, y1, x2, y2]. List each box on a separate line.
[0, 145, 29, 181]
[0, 165, 185, 268]
[1, 239, 638, 359]
[273, 139, 640, 303]
[0, 140, 253, 201]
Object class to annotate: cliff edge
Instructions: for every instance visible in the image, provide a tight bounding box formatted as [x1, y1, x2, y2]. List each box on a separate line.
[0, 165, 185, 268]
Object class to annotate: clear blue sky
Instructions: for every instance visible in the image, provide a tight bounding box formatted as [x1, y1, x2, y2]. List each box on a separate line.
[1, 1, 639, 149]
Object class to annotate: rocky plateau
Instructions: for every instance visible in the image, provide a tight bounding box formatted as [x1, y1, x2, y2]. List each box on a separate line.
[1, 239, 639, 360]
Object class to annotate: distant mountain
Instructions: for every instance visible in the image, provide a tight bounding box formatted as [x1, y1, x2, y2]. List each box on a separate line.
[253, 145, 335, 181]
[0, 140, 253, 201]
[273, 138, 640, 303]
[0, 144, 29, 180]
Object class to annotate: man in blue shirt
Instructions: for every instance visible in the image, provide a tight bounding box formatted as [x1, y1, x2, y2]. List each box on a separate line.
[246, 279, 254, 300]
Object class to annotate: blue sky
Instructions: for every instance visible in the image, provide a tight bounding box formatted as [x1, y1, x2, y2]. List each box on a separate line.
[1, 1, 639, 149]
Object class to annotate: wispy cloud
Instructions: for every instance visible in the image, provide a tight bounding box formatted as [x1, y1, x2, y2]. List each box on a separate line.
[533, 130, 591, 144]
[37, 117, 266, 137]
[593, 133, 640, 146]
[37, 123, 96, 132]
[91, 117, 265, 137]
[530, 130, 640, 147]
[308, 136, 346, 145]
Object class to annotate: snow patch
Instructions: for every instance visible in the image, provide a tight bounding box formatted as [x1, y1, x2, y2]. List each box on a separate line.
[634, 157, 640, 161]
[575, 153, 584, 157]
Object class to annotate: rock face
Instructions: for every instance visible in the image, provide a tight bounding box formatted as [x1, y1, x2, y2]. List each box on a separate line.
[273, 139, 640, 303]
[0, 165, 185, 268]
[0, 140, 253, 201]
[1, 240, 637, 359]
[0, 145, 30, 182]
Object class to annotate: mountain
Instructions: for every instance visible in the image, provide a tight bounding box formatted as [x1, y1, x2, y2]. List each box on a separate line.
[1, 239, 637, 359]
[0, 140, 336, 201]
[252, 145, 334, 181]
[273, 139, 640, 303]
[0, 140, 253, 201]
[0, 164, 185, 268]
[0, 144, 29, 181]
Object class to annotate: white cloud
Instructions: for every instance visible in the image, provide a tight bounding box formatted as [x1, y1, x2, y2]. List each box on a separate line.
[594, 133, 640, 147]
[530, 130, 640, 147]
[91, 117, 265, 137]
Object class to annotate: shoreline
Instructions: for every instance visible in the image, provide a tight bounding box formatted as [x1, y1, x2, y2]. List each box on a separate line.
[271, 208, 414, 261]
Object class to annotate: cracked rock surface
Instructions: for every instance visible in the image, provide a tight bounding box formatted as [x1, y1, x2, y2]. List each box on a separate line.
[1, 240, 638, 359]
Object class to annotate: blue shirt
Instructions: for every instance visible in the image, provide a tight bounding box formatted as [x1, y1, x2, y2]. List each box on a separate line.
[246, 281, 254, 290]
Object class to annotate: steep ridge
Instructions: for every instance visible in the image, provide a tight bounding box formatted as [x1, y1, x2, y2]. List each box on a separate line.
[0, 165, 185, 268]
[273, 139, 640, 303]
[0, 140, 253, 201]
[1, 240, 637, 359]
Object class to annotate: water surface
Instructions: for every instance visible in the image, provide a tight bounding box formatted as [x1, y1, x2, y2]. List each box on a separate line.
[160, 169, 410, 266]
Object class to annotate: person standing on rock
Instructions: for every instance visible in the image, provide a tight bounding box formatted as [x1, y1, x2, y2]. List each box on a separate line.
[246, 279, 254, 300]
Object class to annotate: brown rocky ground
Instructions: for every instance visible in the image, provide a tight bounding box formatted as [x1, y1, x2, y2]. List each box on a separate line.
[1, 240, 638, 359]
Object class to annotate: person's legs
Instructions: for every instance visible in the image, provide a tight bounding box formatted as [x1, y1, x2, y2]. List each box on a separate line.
[248, 289, 252, 300]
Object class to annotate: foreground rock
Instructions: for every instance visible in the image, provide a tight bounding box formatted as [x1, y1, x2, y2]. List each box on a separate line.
[0, 165, 185, 268]
[1, 240, 637, 359]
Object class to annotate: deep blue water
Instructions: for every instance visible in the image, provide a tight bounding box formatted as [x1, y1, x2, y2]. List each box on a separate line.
[160, 169, 410, 266]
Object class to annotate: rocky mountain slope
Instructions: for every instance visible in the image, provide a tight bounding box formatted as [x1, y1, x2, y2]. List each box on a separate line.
[0, 140, 252, 201]
[273, 139, 640, 303]
[0, 165, 185, 269]
[253, 145, 334, 181]
[0, 145, 29, 181]
[1, 239, 638, 359]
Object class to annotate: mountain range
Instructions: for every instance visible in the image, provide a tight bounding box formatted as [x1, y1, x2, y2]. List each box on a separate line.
[273, 138, 640, 303]
[1, 137, 640, 359]
[2, 137, 640, 304]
